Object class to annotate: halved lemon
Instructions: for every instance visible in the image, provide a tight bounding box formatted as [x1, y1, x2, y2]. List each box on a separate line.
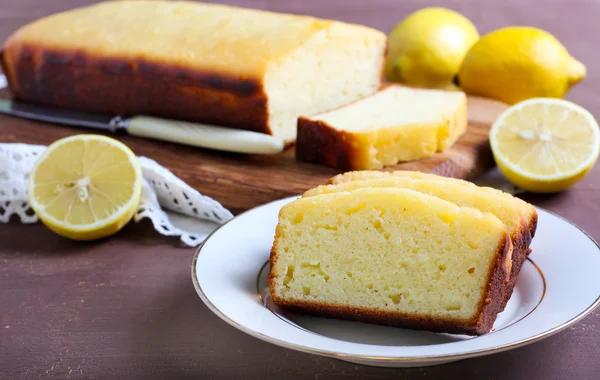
[490, 98, 600, 193]
[28, 135, 142, 240]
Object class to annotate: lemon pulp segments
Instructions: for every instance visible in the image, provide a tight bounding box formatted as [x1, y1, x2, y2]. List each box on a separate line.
[28, 135, 142, 240]
[490, 98, 600, 193]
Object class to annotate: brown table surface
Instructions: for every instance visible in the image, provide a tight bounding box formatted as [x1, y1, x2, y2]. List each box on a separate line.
[1, 0, 600, 379]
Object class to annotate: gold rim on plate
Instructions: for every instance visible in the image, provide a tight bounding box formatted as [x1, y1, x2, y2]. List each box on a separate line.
[191, 198, 600, 363]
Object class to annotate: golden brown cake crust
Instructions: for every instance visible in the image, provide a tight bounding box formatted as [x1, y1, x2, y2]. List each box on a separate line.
[296, 117, 365, 170]
[500, 211, 538, 309]
[1, 44, 271, 134]
[269, 225, 513, 336]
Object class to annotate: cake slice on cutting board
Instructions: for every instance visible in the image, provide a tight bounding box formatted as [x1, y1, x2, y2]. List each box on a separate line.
[269, 187, 513, 336]
[296, 85, 467, 170]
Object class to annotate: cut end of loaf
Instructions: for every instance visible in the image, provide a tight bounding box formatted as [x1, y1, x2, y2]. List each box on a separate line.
[265, 23, 386, 143]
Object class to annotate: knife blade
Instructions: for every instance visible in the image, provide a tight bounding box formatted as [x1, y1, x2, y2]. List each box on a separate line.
[0, 99, 284, 155]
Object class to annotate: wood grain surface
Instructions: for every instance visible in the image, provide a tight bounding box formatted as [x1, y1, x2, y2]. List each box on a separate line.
[1, 1, 600, 379]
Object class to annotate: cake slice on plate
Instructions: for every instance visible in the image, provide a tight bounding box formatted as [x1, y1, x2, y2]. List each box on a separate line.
[304, 174, 537, 309]
[269, 187, 513, 335]
[295, 85, 467, 170]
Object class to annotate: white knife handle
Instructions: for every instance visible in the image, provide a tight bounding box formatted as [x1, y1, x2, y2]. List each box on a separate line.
[127, 116, 284, 155]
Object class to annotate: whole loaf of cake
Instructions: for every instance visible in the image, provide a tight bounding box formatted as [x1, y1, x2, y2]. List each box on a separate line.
[1, 1, 387, 143]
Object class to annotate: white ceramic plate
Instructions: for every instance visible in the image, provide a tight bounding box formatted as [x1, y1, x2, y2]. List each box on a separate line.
[192, 196, 600, 367]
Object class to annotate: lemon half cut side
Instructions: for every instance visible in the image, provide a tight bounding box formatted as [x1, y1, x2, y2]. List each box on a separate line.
[28, 134, 143, 240]
[490, 98, 600, 193]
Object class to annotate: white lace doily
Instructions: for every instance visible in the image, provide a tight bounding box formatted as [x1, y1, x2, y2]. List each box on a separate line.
[0, 143, 233, 246]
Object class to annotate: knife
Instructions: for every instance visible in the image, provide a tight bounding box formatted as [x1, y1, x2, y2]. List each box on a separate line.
[0, 99, 284, 155]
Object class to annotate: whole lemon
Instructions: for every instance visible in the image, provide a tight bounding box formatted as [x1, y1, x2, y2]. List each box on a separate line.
[458, 27, 586, 104]
[386, 7, 479, 88]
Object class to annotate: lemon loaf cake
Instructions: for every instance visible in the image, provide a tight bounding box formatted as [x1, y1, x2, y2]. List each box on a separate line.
[295, 85, 467, 170]
[1, 1, 387, 144]
[304, 176, 536, 309]
[269, 188, 513, 335]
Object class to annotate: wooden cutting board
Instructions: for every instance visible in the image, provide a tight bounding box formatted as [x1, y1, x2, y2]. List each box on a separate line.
[0, 92, 507, 214]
